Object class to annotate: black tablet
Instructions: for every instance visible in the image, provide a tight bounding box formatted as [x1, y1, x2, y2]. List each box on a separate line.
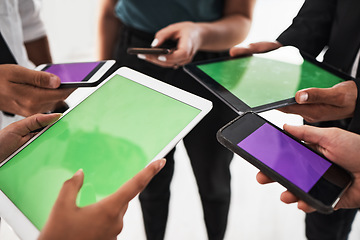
[184, 47, 353, 114]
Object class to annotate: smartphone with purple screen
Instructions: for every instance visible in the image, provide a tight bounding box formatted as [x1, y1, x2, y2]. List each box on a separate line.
[217, 112, 353, 213]
[35, 60, 115, 88]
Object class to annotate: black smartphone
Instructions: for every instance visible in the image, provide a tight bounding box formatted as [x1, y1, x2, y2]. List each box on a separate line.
[127, 47, 173, 55]
[217, 112, 353, 214]
[35, 60, 116, 88]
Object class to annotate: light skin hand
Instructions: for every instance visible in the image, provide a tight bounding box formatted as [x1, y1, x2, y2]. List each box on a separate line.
[38, 159, 166, 240]
[138, 21, 203, 69]
[0, 64, 74, 117]
[256, 124, 360, 212]
[279, 81, 358, 122]
[0, 113, 61, 162]
[229, 41, 283, 57]
[138, 0, 255, 69]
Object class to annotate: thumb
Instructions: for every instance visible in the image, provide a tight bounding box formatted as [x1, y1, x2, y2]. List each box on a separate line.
[11, 65, 60, 89]
[295, 87, 338, 105]
[55, 169, 84, 207]
[10, 113, 62, 136]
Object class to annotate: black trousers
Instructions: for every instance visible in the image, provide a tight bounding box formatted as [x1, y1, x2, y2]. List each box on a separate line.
[114, 25, 237, 240]
[305, 119, 358, 240]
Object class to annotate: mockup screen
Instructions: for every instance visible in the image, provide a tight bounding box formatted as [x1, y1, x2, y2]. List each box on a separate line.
[197, 57, 343, 108]
[0, 74, 201, 230]
[237, 123, 332, 192]
[44, 62, 102, 82]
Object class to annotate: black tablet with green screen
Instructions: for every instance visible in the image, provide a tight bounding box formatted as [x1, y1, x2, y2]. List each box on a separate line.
[184, 46, 353, 114]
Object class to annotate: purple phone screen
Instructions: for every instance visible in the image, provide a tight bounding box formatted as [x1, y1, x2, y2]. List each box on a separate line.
[44, 62, 100, 83]
[238, 123, 331, 192]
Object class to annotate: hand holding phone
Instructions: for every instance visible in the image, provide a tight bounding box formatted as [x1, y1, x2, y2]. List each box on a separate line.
[217, 112, 353, 214]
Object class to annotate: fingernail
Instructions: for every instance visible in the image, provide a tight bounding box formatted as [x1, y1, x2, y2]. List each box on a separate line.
[151, 38, 159, 47]
[158, 158, 166, 170]
[298, 92, 308, 103]
[158, 56, 167, 62]
[137, 54, 146, 60]
[49, 75, 60, 88]
[74, 169, 83, 176]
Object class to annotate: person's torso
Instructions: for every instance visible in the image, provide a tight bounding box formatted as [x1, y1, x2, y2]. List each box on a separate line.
[115, 0, 224, 34]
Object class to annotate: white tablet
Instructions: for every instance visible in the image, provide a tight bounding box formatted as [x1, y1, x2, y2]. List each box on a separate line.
[35, 60, 116, 88]
[0, 67, 212, 239]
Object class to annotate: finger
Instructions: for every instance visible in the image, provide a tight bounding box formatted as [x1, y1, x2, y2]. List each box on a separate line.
[295, 88, 339, 105]
[283, 124, 327, 148]
[279, 104, 339, 122]
[256, 171, 274, 184]
[55, 169, 84, 207]
[280, 190, 299, 204]
[153, 25, 178, 47]
[108, 159, 166, 206]
[229, 41, 281, 57]
[10, 113, 62, 136]
[8, 65, 61, 89]
[297, 200, 316, 213]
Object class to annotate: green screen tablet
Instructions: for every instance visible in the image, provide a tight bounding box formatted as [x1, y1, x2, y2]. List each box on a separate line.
[184, 47, 351, 113]
[0, 67, 212, 239]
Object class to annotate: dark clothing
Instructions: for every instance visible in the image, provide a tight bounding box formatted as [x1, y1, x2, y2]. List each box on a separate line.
[277, 0, 360, 239]
[114, 25, 237, 240]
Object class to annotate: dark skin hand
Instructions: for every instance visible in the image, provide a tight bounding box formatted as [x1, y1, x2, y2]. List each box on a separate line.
[0, 64, 74, 117]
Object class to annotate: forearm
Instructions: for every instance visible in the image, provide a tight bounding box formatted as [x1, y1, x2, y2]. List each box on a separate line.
[197, 14, 252, 51]
[349, 79, 360, 134]
[24, 36, 52, 65]
[97, 0, 121, 60]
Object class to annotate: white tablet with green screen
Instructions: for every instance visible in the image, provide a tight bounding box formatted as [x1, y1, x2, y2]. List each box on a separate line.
[0, 67, 212, 239]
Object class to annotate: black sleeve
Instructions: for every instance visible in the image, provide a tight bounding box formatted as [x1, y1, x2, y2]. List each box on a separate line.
[348, 79, 360, 134]
[276, 0, 337, 57]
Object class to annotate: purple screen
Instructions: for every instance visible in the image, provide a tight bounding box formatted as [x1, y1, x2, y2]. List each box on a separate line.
[44, 62, 100, 83]
[238, 123, 331, 192]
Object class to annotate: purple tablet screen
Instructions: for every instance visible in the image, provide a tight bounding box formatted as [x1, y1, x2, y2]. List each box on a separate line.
[44, 62, 101, 83]
[238, 123, 332, 192]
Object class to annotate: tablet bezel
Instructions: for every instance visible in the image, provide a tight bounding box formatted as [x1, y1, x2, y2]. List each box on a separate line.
[35, 60, 116, 88]
[0, 67, 212, 239]
[184, 50, 354, 114]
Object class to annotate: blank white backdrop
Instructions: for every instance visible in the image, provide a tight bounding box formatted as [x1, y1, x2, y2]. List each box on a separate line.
[1, 0, 360, 239]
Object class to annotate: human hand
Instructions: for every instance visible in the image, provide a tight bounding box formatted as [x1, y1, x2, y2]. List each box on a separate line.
[229, 41, 282, 57]
[38, 159, 166, 240]
[0, 64, 74, 116]
[279, 81, 357, 122]
[256, 124, 360, 212]
[137, 22, 202, 69]
[0, 113, 61, 162]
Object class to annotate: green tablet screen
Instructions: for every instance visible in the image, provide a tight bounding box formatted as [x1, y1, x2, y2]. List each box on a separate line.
[0, 74, 201, 230]
[197, 56, 344, 108]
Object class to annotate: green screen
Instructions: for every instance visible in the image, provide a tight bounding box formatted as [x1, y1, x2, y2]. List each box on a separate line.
[198, 56, 343, 108]
[0, 75, 201, 230]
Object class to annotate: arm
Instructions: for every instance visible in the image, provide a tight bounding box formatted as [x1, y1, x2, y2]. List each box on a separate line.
[24, 36, 52, 65]
[277, 0, 337, 56]
[348, 79, 360, 134]
[97, 0, 122, 60]
[140, 0, 256, 68]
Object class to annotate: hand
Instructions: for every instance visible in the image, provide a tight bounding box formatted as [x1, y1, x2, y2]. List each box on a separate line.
[38, 159, 166, 240]
[229, 41, 282, 57]
[0, 113, 61, 162]
[279, 81, 357, 122]
[137, 22, 203, 69]
[0, 64, 74, 116]
[256, 124, 360, 212]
